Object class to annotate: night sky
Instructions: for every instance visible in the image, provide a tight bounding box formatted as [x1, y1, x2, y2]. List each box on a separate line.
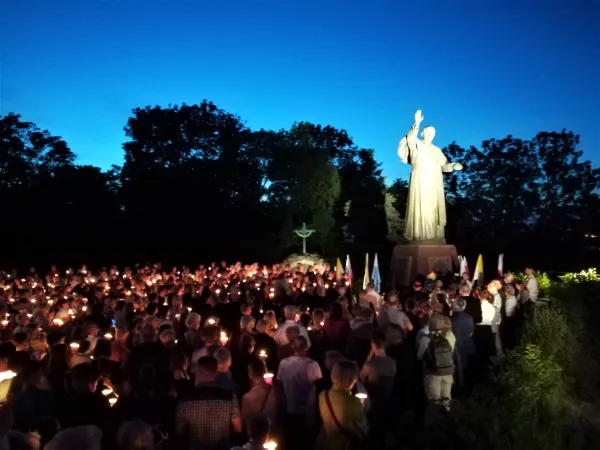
[2, 0, 598, 181]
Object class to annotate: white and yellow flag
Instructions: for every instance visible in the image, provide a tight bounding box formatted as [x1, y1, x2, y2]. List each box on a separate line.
[473, 254, 484, 287]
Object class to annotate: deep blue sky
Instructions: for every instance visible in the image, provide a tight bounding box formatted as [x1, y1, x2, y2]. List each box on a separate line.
[2, 0, 599, 182]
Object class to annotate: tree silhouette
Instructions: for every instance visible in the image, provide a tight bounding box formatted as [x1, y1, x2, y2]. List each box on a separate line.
[0, 106, 598, 272]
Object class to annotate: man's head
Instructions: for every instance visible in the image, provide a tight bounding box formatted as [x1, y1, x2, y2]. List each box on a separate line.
[195, 356, 218, 383]
[70, 363, 99, 393]
[504, 285, 516, 297]
[458, 282, 471, 297]
[283, 305, 297, 321]
[370, 329, 387, 353]
[213, 347, 231, 372]
[525, 266, 535, 276]
[504, 273, 515, 284]
[453, 297, 467, 313]
[291, 336, 309, 356]
[422, 126, 436, 144]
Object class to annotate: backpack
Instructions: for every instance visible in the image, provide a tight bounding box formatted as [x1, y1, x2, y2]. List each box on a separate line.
[424, 331, 454, 376]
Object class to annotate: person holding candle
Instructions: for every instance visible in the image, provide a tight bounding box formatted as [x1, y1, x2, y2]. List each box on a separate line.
[277, 336, 322, 450]
[241, 359, 279, 437]
[315, 359, 369, 450]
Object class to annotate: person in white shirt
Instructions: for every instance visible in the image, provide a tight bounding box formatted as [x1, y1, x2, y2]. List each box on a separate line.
[501, 284, 519, 351]
[473, 290, 497, 378]
[487, 281, 504, 358]
[277, 336, 322, 426]
[363, 282, 383, 313]
[274, 305, 311, 348]
[525, 267, 539, 303]
[503, 285, 518, 318]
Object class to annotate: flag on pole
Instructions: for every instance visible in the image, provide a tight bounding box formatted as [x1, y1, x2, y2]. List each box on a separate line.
[335, 258, 344, 282]
[345, 255, 353, 286]
[473, 254, 484, 287]
[362, 253, 370, 290]
[372, 253, 381, 292]
[459, 256, 469, 276]
[497, 254, 504, 278]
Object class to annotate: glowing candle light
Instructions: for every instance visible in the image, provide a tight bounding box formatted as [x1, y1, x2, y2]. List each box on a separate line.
[263, 441, 277, 450]
[219, 331, 229, 345]
[258, 349, 267, 359]
[207, 318, 216, 325]
[1, 320, 9, 327]
[104, 333, 113, 340]
[70, 342, 80, 351]
[53, 319, 64, 326]
[263, 373, 274, 385]
[109, 397, 117, 406]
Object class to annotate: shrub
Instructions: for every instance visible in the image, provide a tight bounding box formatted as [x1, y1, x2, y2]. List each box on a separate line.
[452, 291, 595, 450]
[559, 268, 600, 284]
[512, 270, 552, 294]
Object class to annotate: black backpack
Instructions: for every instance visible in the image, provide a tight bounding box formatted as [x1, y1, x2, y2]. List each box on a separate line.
[424, 331, 455, 376]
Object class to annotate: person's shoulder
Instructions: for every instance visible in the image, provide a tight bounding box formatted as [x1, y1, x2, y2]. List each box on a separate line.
[183, 384, 236, 402]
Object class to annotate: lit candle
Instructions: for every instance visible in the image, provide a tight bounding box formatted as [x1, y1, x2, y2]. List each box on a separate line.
[263, 441, 277, 450]
[320, 321, 324, 326]
[109, 397, 117, 406]
[104, 333, 113, 340]
[207, 318, 216, 325]
[219, 331, 229, 345]
[70, 342, 80, 351]
[355, 392, 368, 405]
[258, 350, 267, 359]
[1, 320, 9, 327]
[53, 319, 64, 326]
[101, 388, 112, 396]
[263, 373, 274, 385]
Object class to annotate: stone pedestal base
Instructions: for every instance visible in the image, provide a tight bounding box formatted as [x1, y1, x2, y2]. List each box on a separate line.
[390, 244, 459, 287]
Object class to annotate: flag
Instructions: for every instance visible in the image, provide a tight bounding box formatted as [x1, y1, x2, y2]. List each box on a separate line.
[459, 256, 469, 276]
[372, 253, 381, 292]
[473, 254, 484, 287]
[497, 254, 504, 278]
[362, 253, 370, 290]
[335, 258, 344, 282]
[345, 255, 353, 286]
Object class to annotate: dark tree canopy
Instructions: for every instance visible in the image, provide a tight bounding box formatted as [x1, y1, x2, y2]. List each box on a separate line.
[1, 104, 598, 272]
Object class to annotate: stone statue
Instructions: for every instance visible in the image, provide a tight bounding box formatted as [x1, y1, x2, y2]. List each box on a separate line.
[397, 110, 463, 243]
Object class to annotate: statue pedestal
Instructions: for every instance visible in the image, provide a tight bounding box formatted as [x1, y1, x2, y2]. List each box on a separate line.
[390, 244, 459, 287]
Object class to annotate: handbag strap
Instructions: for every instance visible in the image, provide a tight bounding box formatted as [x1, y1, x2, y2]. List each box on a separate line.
[324, 391, 358, 441]
[259, 384, 271, 413]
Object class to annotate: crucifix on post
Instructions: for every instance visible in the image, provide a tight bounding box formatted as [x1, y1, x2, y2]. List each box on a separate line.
[294, 223, 315, 255]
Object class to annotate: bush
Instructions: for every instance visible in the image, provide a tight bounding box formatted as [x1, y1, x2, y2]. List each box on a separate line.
[512, 270, 553, 294]
[559, 268, 600, 284]
[452, 282, 598, 450]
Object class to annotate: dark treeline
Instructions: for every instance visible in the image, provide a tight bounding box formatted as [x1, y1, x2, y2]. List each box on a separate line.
[1, 100, 599, 272]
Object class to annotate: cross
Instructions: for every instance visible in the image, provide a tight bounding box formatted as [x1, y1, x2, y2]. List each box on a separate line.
[294, 222, 316, 255]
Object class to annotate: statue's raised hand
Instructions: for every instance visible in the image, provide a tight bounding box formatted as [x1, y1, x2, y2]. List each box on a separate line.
[452, 163, 463, 171]
[414, 110, 424, 125]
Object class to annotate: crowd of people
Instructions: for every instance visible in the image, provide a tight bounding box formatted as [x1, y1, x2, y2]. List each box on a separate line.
[0, 261, 540, 450]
